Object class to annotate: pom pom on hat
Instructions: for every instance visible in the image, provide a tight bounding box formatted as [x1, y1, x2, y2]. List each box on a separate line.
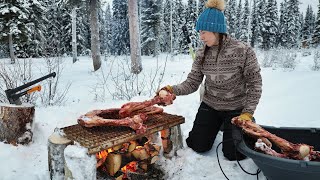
[195, 0, 227, 33]
[205, 0, 225, 11]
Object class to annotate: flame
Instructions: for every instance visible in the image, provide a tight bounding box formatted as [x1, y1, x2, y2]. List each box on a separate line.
[121, 161, 138, 173]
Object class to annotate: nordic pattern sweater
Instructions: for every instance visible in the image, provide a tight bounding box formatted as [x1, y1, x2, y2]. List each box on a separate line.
[172, 36, 262, 114]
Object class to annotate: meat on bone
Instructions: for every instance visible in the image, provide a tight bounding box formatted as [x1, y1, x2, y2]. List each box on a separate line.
[232, 117, 320, 161]
[119, 90, 175, 118]
[78, 112, 148, 134]
[78, 90, 174, 134]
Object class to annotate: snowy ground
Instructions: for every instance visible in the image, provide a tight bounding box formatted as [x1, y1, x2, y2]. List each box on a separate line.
[0, 50, 319, 180]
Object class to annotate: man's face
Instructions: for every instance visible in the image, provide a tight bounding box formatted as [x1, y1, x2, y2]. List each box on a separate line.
[199, 30, 218, 47]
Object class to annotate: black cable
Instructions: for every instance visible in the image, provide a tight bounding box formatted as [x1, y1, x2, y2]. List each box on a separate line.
[216, 138, 261, 180]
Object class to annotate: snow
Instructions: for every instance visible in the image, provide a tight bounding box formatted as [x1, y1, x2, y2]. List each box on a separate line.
[0, 50, 320, 180]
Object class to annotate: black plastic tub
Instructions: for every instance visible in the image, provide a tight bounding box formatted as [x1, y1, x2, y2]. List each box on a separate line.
[234, 125, 320, 180]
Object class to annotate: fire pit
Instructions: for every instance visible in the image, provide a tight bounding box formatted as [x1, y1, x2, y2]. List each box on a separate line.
[48, 112, 185, 179]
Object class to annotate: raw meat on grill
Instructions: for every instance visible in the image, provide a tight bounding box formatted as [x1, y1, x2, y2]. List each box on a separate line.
[77, 90, 175, 134]
[232, 117, 320, 161]
[119, 90, 175, 118]
[78, 112, 148, 134]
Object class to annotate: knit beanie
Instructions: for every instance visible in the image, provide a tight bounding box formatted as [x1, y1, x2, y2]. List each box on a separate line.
[195, 0, 227, 33]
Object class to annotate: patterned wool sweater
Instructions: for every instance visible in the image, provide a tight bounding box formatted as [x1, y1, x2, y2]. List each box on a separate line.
[172, 36, 262, 114]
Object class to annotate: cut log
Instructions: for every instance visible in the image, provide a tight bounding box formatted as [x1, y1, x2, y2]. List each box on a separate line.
[0, 103, 35, 144]
[48, 130, 73, 180]
[105, 153, 122, 176]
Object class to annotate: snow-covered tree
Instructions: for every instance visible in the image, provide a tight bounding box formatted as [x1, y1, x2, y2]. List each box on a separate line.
[0, 0, 30, 63]
[286, 0, 300, 48]
[239, 0, 250, 44]
[112, 0, 130, 55]
[140, 0, 162, 56]
[225, 0, 237, 37]
[312, 0, 320, 47]
[159, 0, 171, 53]
[278, 1, 289, 48]
[235, 0, 243, 39]
[262, 0, 278, 50]
[102, 3, 112, 56]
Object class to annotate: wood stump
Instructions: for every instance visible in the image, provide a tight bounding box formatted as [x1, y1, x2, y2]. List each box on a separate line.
[48, 130, 72, 180]
[0, 103, 35, 144]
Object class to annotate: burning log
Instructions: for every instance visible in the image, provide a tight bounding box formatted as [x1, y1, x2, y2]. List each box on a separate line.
[0, 103, 35, 144]
[105, 153, 122, 176]
[232, 117, 320, 161]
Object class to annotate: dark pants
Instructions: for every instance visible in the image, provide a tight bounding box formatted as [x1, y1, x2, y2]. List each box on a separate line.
[186, 102, 246, 161]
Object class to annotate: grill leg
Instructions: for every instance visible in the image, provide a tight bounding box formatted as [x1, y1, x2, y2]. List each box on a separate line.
[161, 125, 183, 158]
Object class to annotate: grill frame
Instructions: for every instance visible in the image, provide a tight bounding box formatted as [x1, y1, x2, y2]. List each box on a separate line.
[61, 113, 185, 154]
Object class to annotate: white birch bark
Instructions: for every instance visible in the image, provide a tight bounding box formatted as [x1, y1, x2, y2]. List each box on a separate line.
[90, 0, 101, 71]
[128, 0, 142, 74]
[72, 8, 78, 63]
[9, 33, 15, 64]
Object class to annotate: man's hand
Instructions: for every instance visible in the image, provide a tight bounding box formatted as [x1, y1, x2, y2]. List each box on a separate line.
[156, 85, 175, 106]
[156, 85, 174, 95]
[238, 112, 253, 121]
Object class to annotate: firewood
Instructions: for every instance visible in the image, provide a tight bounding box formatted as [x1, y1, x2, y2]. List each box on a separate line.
[132, 147, 150, 160]
[128, 141, 138, 152]
[106, 153, 122, 176]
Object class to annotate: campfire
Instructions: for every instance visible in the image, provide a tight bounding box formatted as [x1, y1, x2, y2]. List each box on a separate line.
[96, 137, 162, 179]
[48, 90, 183, 179]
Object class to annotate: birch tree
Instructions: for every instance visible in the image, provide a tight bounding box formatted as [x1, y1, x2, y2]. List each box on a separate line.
[128, 0, 142, 74]
[90, 0, 102, 71]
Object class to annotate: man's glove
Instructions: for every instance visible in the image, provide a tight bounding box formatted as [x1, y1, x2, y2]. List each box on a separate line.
[239, 112, 253, 121]
[157, 85, 174, 95]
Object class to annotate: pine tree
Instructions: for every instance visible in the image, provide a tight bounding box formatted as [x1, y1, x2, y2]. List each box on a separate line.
[278, 1, 289, 48]
[262, 0, 278, 50]
[225, 0, 237, 37]
[102, 3, 112, 55]
[21, 0, 47, 58]
[198, 0, 205, 15]
[254, 0, 266, 48]
[312, 0, 320, 47]
[286, 0, 300, 48]
[239, 0, 250, 43]
[0, 0, 30, 62]
[112, 0, 130, 55]
[160, 0, 171, 53]
[251, 0, 258, 47]
[235, 0, 243, 39]
[140, 0, 162, 56]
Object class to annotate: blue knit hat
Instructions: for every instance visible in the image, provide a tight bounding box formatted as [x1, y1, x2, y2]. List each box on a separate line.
[195, 0, 227, 33]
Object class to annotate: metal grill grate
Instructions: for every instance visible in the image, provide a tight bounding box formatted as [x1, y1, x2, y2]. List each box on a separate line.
[61, 113, 184, 154]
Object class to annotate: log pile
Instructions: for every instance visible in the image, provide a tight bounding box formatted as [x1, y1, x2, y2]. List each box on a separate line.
[232, 117, 320, 161]
[96, 139, 161, 178]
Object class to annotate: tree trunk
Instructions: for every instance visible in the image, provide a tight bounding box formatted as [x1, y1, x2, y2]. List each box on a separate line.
[9, 33, 15, 64]
[72, 8, 78, 63]
[90, 0, 101, 71]
[48, 131, 72, 180]
[0, 103, 34, 144]
[128, 0, 142, 74]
